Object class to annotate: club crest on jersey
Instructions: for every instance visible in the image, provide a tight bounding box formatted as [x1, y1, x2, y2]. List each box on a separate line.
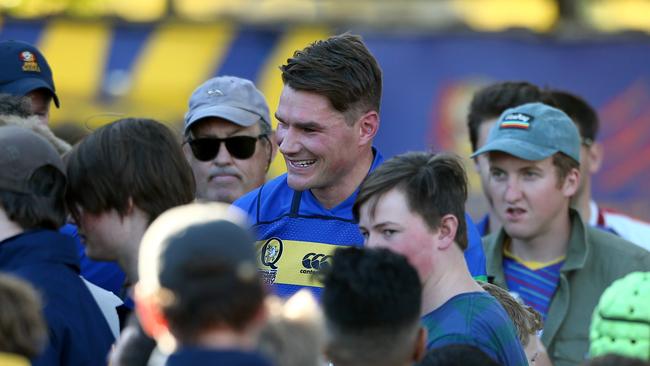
[500, 113, 533, 130]
[259, 237, 283, 285]
[19, 51, 41, 73]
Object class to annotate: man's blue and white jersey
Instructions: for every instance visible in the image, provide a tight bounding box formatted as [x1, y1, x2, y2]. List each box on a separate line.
[234, 149, 487, 298]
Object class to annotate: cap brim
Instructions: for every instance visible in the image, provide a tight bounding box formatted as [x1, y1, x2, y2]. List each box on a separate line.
[470, 138, 557, 161]
[0, 78, 59, 108]
[184, 105, 260, 133]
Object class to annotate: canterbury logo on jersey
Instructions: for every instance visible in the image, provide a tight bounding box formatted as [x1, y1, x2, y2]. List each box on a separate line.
[257, 238, 345, 288]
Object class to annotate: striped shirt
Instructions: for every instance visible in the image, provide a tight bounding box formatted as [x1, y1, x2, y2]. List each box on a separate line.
[503, 247, 564, 320]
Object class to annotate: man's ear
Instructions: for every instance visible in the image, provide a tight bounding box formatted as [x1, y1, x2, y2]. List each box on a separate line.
[437, 214, 459, 250]
[356, 110, 379, 146]
[412, 326, 428, 363]
[561, 168, 580, 198]
[182, 142, 194, 162]
[266, 131, 278, 172]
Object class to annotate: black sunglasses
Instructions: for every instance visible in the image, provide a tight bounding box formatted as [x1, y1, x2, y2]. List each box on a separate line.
[186, 135, 267, 161]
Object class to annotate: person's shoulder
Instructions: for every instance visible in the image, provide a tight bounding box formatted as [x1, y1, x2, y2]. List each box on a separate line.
[438, 292, 502, 317]
[585, 225, 650, 270]
[462, 291, 505, 312]
[233, 175, 290, 210]
[233, 174, 295, 223]
[586, 225, 648, 255]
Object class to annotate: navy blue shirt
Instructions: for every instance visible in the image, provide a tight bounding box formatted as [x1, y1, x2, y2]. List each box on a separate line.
[166, 347, 273, 366]
[0, 229, 115, 366]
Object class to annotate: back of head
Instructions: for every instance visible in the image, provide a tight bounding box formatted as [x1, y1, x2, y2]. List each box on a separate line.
[480, 282, 542, 347]
[590, 271, 650, 361]
[0, 274, 47, 359]
[467, 81, 555, 152]
[280, 33, 382, 121]
[0, 125, 67, 230]
[321, 247, 422, 366]
[65, 118, 195, 224]
[417, 345, 500, 366]
[354, 151, 469, 249]
[259, 290, 324, 366]
[549, 89, 599, 144]
[137, 202, 265, 345]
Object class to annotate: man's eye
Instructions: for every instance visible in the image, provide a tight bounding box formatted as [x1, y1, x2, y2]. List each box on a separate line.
[490, 170, 505, 179]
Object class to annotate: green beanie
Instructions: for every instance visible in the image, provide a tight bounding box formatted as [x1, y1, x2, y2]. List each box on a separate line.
[589, 271, 650, 360]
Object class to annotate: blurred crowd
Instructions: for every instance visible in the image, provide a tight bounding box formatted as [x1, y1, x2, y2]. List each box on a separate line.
[0, 34, 648, 366]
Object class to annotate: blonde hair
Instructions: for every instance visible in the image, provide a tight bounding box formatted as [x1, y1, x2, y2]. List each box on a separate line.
[480, 281, 543, 346]
[0, 274, 47, 358]
[259, 290, 325, 366]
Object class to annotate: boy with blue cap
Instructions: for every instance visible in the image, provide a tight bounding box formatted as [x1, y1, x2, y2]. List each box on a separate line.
[0, 40, 59, 124]
[472, 102, 650, 366]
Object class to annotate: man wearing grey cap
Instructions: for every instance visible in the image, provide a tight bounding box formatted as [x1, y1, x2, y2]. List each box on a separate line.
[135, 202, 272, 366]
[0, 126, 114, 365]
[183, 76, 276, 203]
[472, 102, 650, 366]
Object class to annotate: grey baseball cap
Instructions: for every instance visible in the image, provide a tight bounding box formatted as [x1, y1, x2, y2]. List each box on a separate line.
[183, 76, 271, 134]
[471, 102, 581, 163]
[0, 125, 65, 194]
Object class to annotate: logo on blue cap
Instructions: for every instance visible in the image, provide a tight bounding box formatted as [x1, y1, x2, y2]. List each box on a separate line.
[500, 113, 533, 130]
[19, 51, 41, 73]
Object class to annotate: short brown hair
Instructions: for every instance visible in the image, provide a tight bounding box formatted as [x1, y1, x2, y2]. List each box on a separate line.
[479, 282, 542, 346]
[280, 33, 382, 124]
[0, 274, 47, 358]
[66, 118, 195, 223]
[353, 152, 468, 250]
[552, 152, 579, 187]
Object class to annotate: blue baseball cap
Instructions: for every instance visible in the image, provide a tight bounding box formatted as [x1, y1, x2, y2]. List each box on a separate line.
[471, 102, 580, 163]
[0, 40, 60, 107]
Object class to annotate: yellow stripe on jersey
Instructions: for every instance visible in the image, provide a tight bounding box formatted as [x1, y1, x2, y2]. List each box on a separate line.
[256, 26, 330, 179]
[256, 238, 343, 288]
[503, 246, 565, 270]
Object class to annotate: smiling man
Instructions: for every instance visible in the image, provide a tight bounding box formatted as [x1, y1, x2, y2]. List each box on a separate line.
[183, 76, 276, 204]
[472, 102, 650, 366]
[234, 33, 486, 298]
